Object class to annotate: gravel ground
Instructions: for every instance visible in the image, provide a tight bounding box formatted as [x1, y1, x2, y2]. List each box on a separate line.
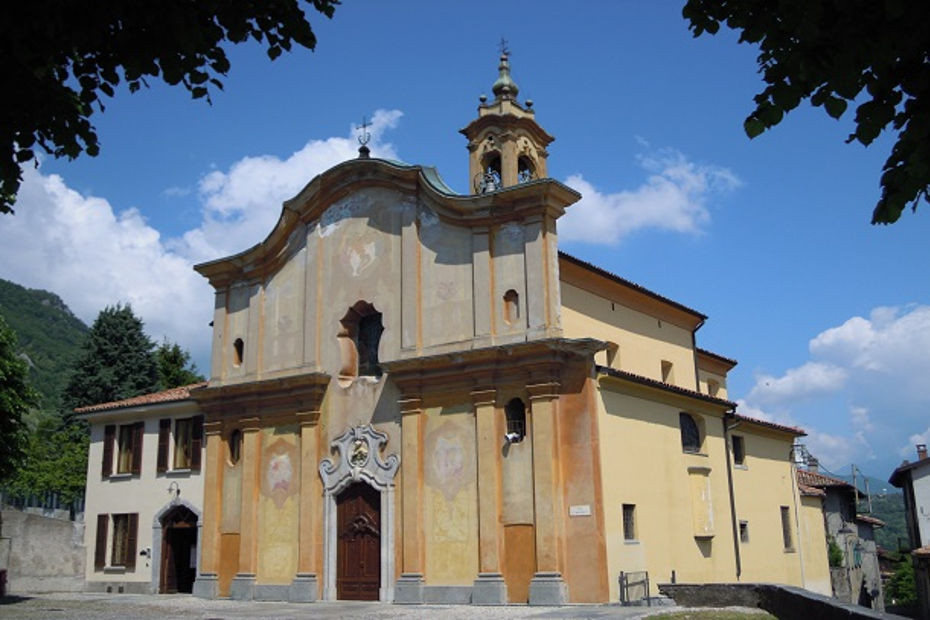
[0, 593, 770, 620]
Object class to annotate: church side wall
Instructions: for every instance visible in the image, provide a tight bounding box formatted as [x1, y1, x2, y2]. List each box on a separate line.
[730, 430, 806, 587]
[595, 382, 737, 600]
[560, 282, 697, 390]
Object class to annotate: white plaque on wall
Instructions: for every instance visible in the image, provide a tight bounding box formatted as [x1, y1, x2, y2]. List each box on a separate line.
[569, 504, 591, 517]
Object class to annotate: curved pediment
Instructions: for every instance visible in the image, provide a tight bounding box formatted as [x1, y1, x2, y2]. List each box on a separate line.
[194, 157, 579, 288]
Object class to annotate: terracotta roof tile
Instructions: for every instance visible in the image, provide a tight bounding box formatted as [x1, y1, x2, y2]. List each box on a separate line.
[734, 413, 806, 436]
[796, 469, 857, 491]
[597, 366, 736, 408]
[75, 382, 207, 414]
[856, 514, 885, 528]
[913, 545, 930, 559]
[696, 347, 738, 368]
[798, 483, 826, 497]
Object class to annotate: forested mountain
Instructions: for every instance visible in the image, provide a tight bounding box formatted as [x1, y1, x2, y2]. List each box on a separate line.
[0, 278, 87, 412]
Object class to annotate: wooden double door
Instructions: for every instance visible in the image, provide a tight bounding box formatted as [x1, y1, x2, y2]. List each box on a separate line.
[336, 483, 381, 600]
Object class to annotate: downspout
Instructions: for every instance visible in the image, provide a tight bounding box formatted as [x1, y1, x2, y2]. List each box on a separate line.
[790, 446, 806, 588]
[723, 409, 741, 580]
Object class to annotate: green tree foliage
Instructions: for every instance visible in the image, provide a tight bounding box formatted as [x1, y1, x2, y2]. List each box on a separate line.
[0, 278, 87, 413]
[827, 537, 844, 567]
[7, 304, 162, 502]
[683, 0, 930, 224]
[155, 338, 205, 390]
[0, 314, 37, 480]
[886, 555, 917, 606]
[61, 303, 159, 418]
[0, 0, 340, 214]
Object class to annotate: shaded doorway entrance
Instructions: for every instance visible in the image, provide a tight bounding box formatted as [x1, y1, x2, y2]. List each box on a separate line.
[160, 505, 198, 593]
[336, 482, 381, 600]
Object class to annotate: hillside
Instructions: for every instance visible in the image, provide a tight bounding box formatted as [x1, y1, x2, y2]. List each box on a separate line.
[0, 278, 87, 411]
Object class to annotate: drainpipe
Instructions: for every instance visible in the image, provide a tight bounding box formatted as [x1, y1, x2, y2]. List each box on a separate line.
[790, 445, 806, 588]
[723, 409, 741, 580]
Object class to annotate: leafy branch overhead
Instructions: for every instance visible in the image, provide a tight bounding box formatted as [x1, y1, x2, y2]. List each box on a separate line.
[0, 0, 340, 214]
[683, 0, 930, 224]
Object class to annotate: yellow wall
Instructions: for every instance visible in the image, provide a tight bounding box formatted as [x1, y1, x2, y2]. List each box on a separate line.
[799, 495, 832, 595]
[595, 379, 821, 598]
[561, 282, 697, 390]
[730, 429, 803, 586]
[422, 404, 479, 585]
[596, 382, 736, 599]
[256, 426, 299, 584]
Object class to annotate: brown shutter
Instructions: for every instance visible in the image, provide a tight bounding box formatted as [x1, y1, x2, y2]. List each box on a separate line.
[130, 421, 144, 476]
[125, 513, 139, 570]
[157, 418, 171, 473]
[190, 415, 204, 472]
[102, 425, 115, 477]
[94, 514, 108, 570]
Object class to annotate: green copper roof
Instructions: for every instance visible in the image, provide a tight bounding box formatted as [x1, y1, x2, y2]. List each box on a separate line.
[492, 53, 519, 100]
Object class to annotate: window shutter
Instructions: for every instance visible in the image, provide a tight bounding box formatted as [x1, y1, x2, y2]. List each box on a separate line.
[125, 513, 139, 570]
[157, 419, 171, 473]
[190, 415, 204, 472]
[94, 514, 108, 570]
[102, 425, 115, 477]
[131, 421, 144, 476]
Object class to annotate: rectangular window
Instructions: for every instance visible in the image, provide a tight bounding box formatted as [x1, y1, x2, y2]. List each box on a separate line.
[780, 506, 794, 551]
[661, 360, 674, 383]
[622, 504, 636, 541]
[109, 513, 138, 568]
[116, 425, 134, 474]
[739, 520, 749, 543]
[733, 435, 746, 465]
[174, 418, 193, 469]
[707, 379, 720, 397]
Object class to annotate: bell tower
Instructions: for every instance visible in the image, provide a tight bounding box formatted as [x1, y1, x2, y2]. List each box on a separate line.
[461, 46, 554, 194]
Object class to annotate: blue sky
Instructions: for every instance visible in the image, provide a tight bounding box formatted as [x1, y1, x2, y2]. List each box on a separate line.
[2, 1, 928, 482]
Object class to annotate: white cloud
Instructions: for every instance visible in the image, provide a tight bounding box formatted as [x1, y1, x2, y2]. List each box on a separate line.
[746, 361, 847, 405]
[741, 305, 930, 472]
[0, 165, 211, 362]
[0, 110, 403, 370]
[559, 147, 740, 245]
[178, 109, 402, 263]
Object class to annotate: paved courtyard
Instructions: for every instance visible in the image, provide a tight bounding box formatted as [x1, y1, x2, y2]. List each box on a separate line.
[0, 592, 766, 619]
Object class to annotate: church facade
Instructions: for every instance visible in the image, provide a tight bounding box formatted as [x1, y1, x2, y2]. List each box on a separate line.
[88, 54, 831, 604]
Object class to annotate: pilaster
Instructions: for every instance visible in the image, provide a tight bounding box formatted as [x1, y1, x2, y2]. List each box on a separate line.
[193, 420, 223, 599]
[292, 409, 320, 602]
[472, 388, 508, 605]
[395, 396, 425, 603]
[527, 382, 568, 605]
[232, 416, 261, 600]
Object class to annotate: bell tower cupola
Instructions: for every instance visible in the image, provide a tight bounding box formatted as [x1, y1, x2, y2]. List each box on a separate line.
[461, 45, 554, 194]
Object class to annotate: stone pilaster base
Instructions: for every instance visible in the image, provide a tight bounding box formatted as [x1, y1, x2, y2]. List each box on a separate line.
[229, 573, 256, 600]
[191, 573, 218, 599]
[529, 571, 568, 605]
[394, 573, 425, 604]
[472, 573, 508, 605]
[289, 573, 319, 602]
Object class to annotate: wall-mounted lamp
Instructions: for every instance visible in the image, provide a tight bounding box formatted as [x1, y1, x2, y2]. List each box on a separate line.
[167, 481, 181, 499]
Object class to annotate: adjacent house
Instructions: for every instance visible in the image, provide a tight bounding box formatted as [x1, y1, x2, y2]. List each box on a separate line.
[889, 444, 930, 619]
[79, 383, 206, 594]
[80, 53, 833, 605]
[796, 467, 885, 611]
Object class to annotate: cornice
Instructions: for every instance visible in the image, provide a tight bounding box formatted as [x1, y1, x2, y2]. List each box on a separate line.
[194, 157, 579, 289]
[382, 337, 604, 395]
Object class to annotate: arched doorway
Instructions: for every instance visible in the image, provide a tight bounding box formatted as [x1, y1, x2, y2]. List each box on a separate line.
[160, 505, 198, 593]
[336, 482, 381, 600]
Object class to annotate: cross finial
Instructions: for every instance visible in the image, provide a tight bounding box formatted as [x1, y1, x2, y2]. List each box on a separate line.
[498, 37, 510, 57]
[356, 116, 371, 147]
